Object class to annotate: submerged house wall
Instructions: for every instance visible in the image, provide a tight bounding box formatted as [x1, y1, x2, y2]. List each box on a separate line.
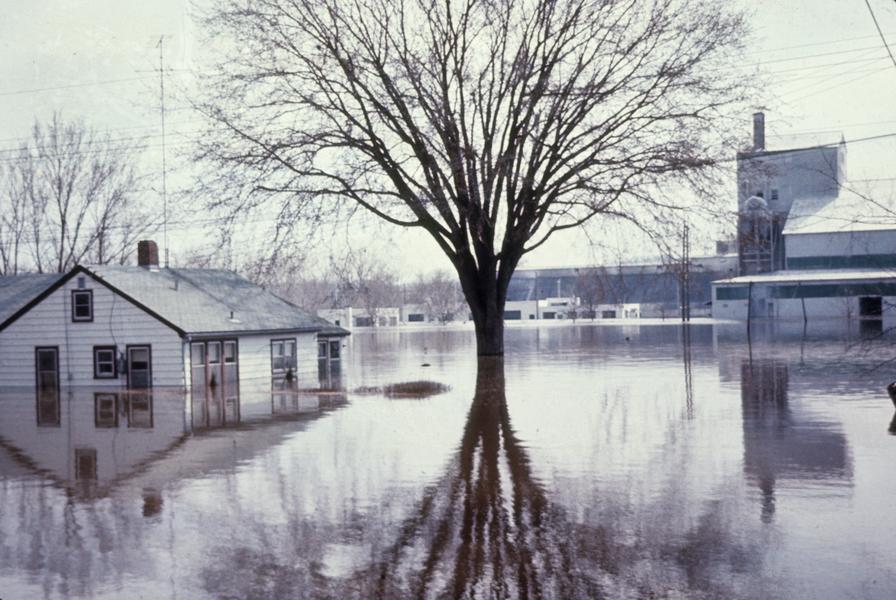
[0, 275, 184, 389]
[235, 332, 319, 390]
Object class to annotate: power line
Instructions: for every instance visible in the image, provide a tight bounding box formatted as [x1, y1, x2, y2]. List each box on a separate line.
[0, 76, 154, 97]
[743, 30, 896, 55]
[754, 43, 889, 66]
[787, 66, 894, 104]
[0, 31, 893, 101]
[865, 0, 896, 70]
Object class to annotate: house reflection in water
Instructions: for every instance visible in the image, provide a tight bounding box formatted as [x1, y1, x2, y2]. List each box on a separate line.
[0, 382, 347, 500]
[740, 359, 852, 523]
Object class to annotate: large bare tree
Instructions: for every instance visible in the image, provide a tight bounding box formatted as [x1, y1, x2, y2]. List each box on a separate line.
[0, 113, 156, 274]
[200, 0, 748, 354]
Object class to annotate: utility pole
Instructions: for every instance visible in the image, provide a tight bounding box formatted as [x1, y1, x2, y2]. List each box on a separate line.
[683, 222, 690, 321]
[679, 222, 691, 322]
[157, 36, 170, 268]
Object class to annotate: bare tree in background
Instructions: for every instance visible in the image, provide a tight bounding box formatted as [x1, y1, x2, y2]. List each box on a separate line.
[0, 113, 155, 274]
[331, 250, 401, 325]
[200, 0, 749, 354]
[413, 270, 466, 323]
[574, 268, 605, 320]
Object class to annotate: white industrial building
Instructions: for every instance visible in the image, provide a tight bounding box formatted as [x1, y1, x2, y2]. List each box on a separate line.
[712, 113, 896, 321]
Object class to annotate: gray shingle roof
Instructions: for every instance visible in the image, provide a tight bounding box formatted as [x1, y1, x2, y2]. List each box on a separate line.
[0, 273, 65, 325]
[0, 267, 347, 337]
[88, 266, 348, 337]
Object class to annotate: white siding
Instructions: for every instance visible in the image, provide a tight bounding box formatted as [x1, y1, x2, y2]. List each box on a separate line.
[712, 283, 896, 320]
[234, 332, 318, 393]
[786, 230, 896, 259]
[0, 276, 185, 388]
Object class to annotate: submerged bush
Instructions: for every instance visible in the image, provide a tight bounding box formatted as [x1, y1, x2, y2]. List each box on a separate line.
[353, 381, 450, 399]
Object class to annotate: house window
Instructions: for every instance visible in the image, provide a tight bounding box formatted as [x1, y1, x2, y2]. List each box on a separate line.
[94, 393, 118, 427]
[35, 347, 60, 426]
[71, 290, 93, 322]
[74, 448, 98, 480]
[223, 341, 237, 363]
[126, 346, 152, 390]
[329, 340, 340, 360]
[127, 395, 153, 428]
[771, 188, 779, 201]
[208, 341, 221, 365]
[271, 339, 297, 374]
[93, 346, 117, 379]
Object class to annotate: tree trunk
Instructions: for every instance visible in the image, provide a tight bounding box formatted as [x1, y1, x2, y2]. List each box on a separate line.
[456, 258, 511, 356]
[472, 306, 504, 356]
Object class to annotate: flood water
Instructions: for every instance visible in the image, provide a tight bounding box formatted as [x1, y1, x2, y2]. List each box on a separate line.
[2, 321, 896, 599]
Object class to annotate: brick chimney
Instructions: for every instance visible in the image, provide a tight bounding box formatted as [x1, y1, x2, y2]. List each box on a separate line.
[752, 112, 765, 152]
[137, 240, 160, 269]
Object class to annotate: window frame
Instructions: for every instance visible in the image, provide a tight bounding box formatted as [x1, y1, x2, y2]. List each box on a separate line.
[71, 289, 94, 322]
[270, 338, 297, 374]
[93, 345, 118, 379]
[125, 344, 153, 390]
[94, 392, 119, 428]
[35, 346, 61, 427]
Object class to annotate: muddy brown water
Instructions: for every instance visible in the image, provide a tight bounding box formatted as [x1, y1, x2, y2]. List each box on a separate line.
[1, 321, 895, 599]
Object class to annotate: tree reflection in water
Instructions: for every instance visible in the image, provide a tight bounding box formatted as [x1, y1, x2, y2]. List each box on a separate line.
[368, 357, 601, 599]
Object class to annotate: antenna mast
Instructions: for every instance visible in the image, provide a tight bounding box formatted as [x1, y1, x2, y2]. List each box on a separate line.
[158, 36, 170, 268]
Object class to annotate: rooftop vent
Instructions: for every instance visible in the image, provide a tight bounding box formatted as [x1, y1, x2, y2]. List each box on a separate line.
[137, 240, 159, 270]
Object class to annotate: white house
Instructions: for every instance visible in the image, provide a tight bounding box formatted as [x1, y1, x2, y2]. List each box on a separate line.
[0, 241, 349, 409]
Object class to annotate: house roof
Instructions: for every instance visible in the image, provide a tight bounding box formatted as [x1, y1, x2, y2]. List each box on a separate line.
[0, 273, 65, 325]
[783, 181, 896, 236]
[0, 266, 349, 337]
[713, 268, 896, 286]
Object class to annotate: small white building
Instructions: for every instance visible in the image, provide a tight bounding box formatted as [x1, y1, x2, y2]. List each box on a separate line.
[0, 242, 349, 402]
[712, 269, 896, 320]
[318, 306, 400, 328]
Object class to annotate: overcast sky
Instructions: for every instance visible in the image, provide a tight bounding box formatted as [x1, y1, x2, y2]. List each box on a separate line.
[1, 0, 895, 275]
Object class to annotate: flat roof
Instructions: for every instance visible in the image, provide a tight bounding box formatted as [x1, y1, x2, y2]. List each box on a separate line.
[713, 269, 896, 285]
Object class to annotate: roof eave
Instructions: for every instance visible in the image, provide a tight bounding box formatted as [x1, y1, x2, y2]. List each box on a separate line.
[186, 327, 339, 338]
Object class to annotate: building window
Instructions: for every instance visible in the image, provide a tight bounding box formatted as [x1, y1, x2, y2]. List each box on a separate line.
[329, 340, 340, 360]
[35, 347, 60, 426]
[94, 393, 118, 427]
[223, 341, 237, 364]
[127, 395, 154, 428]
[126, 346, 152, 390]
[71, 290, 93, 322]
[208, 341, 221, 365]
[770, 188, 779, 201]
[74, 448, 98, 480]
[271, 339, 297, 374]
[93, 346, 117, 379]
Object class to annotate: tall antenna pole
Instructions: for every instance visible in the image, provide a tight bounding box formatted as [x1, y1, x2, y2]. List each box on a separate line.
[157, 36, 170, 268]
